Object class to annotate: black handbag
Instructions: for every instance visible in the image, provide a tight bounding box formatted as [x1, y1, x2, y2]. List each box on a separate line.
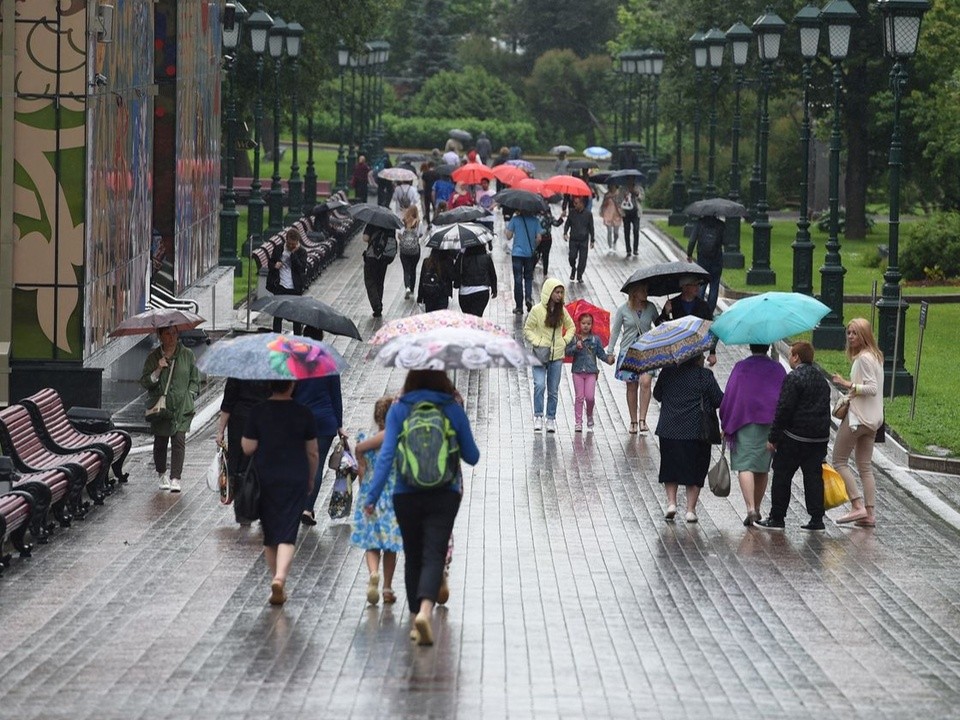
[699, 384, 722, 445]
[234, 457, 261, 522]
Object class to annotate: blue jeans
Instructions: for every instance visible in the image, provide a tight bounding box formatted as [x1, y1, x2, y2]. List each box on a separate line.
[697, 255, 723, 314]
[512, 255, 535, 310]
[532, 359, 563, 418]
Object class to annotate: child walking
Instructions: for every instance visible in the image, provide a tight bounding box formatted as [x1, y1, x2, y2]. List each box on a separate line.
[352, 396, 403, 606]
[565, 313, 614, 432]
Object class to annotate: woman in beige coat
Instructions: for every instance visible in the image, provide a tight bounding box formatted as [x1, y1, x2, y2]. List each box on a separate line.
[831, 318, 885, 527]
[599, 186, 623, 254]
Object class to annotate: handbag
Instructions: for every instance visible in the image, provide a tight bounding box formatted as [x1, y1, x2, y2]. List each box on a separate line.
[327, 470, 353, 520]
[532, 326, 556, 365]
[708, 442, 731, 497]
[233, 457, 261, 522]
[874, 420, 886, 444]
[822, 463, 849, 510]
[832, 394, 850, 420]
[699, 393, 722, 445]
[328, 439, 344, 471]
[145, 357, 176, 423]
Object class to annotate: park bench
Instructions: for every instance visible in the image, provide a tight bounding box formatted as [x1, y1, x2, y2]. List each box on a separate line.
[19, 389, 131, 486]
[224, 178, 332, 205]
[0, 487, 36, 573]
[0, 404, 110, 518]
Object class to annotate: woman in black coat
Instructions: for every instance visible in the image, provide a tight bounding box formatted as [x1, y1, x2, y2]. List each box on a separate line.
[453, 245, 497, 317]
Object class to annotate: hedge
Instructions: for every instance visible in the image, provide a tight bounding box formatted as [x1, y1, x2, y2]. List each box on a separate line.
[900, 212, 960, 281]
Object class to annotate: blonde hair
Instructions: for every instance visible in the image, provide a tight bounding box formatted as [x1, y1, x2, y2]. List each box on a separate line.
[402, 203, 420, 229]
[373, 396, 393, 430]
[846, 317, 883, 363]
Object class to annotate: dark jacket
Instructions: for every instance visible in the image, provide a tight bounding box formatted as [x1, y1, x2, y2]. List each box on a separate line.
[267, 243, 307, 294]
[293, 376, 344, 437]
[454, 249, 497, 295]
[653, 362, 723, 440]
[687, 216, 726, 261]
[564, 207, 595, 242]
[768, 362, 831, 444]
[221, 378, 271, 419]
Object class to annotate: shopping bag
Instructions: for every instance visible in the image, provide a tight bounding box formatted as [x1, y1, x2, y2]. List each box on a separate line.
[822, 463, 849, 510]
[234, 460, 261, 522]
[206, 443, 232, 504]
[327, 471, 353, 520]
[708, 445, 731, 497]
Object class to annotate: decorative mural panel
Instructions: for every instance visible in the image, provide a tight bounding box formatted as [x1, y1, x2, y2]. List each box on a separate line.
[85, 0, 154, 355]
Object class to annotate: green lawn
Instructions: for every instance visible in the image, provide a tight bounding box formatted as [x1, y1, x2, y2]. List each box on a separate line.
[654, 219, 960, 456]
[243, 147, 339, 185]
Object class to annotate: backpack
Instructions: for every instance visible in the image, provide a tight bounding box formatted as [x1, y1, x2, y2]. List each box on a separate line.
[620, 192, 635, 212]
[397, 186, 414, 210]
[696, 219, 724, 258]
[396, 402, 460, 490]
[399, 228, 420, 255]
[420, 266, 443, 299]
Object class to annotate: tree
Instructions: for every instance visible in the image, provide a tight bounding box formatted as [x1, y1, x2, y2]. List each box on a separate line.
[525, 50, 613, 146]
[407, 0, 457, 82]
[512, 0, 619, 63]
[409, 68, 529, 123]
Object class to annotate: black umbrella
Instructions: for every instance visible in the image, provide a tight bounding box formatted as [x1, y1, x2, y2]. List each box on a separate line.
[397, 152, 427, 164]
[684, 197, 749, 218]
[347, 203, 403, 230]
[589, 172, 613, 185]
[426, 223, 492, 251]
[434, 163, 457, 176]
[449, 128, 472, 142]
[433, 206, 488, 225]
[620, 261, 711, 297]
[608, 168, 646, 185]
[249, 296, 362, 340]
[312, 198, 349, 214]
[568, 159, 599, 170]
[492, 189, 549, 214]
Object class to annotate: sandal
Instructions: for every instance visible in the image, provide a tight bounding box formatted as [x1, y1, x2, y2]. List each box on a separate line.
[629, 422, 638, 434]
[638, 420, 649, 434]
[300, 510, 317, 527]
[382, 588, 397, 604]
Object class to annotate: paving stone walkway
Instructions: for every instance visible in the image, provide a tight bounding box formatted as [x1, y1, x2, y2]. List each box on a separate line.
[2, 214, 960, 719]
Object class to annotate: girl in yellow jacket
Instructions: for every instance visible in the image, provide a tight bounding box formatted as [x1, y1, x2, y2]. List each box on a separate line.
[523, 278, 575, 433]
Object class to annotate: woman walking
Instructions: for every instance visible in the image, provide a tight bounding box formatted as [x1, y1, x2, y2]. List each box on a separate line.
[453, 244, 497, 317]
[523, 278, 575, 433]
[653, 354, 723, 523]
[398, 205, 423, 299]
[600, 186, 623, 254]
[832, 318, 884, 527]
[363, 370, 480, 646]
[417, 249, 453, 312]
[140, 325, 200, 494]
[242, 380, 320, 605]
[217, 375, 271, 521]
[718, 344, 787, 526]
[607, 283, 659, 435]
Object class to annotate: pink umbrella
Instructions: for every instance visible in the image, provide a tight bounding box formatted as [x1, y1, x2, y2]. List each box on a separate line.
[544, 175, 592, 197]
[369, 310, 511, 346]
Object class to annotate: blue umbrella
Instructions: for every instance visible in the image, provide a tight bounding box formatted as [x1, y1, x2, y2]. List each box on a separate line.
[584, 146, 612, 160]
[620, 317, 715, 373]
[711, 292, 831, 345]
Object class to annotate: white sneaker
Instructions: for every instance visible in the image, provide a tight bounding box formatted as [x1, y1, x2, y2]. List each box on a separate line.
[158, 472, 170, 490]
[685, 511, 698, 524]
[169, 478, 182, 493]
[533, 416, 543, 432]
[665, 504, 677, 520]
[545, 418, 556, 434]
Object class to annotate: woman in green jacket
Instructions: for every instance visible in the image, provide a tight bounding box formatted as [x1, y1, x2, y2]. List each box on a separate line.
[140, 325, 201, 493]
[523, 277, 575, 433]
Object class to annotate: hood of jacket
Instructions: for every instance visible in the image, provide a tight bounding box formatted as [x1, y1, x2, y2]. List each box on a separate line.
[539, 277, 566, 307]
[399, 389, 455, 408]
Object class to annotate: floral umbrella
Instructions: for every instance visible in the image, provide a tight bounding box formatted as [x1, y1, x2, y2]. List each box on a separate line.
[369, 310, 511, 346]
[371, 327, 540, 370]
[377, 167, 418, 183]
[620, 317, 715, 374]
[197, 333, 348, 380]
[110, 308, 205, 336]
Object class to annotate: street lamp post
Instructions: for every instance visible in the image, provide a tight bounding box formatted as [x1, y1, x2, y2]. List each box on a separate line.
[876, 0, 928, 395]
[812, 0, 858, 347]
[703, 28, 726, 198]
[347, 53, 358, 178]
[792, 4, 822, 295]
[746, 7, 785, 286]
[245, 8, 273, 251]
[303, 106, 317, 208]
[668, 87, 687, 226]
[266, 16, 287, 234]
[284, 21, 304, 224]
[611, 65, 620, 152]
[648, 50, 665, 185]
[219, 1, 247, 274]
[687, 32, 707, 209]
[335, 41, 349, 191]
[639, 50, 650, 172]
[723, 20, 752, 270]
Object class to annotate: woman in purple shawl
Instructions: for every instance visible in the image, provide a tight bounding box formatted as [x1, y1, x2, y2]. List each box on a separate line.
[719, 344, 786, 526]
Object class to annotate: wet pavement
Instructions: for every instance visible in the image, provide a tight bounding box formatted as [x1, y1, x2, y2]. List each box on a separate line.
[2, 214, 960, 720]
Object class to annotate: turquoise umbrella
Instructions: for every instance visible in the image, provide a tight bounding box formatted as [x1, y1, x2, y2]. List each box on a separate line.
[711, 292, 830, 345]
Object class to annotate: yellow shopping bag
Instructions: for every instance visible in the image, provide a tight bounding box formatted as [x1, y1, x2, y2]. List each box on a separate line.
[822, 463, 849, 510]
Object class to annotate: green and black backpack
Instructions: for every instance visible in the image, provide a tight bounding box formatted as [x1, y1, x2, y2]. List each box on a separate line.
[396, 401, 460, 490]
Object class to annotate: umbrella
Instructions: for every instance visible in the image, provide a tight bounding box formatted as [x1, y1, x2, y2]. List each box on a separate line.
[710, 292, 831, 345]
[568, 159, 599, 170]
[397, 152, 427, 164]
[515, 178, 551, 197]
[449, 128, 472, 142]
[377, 167, 417, 183]
[550, 145, 576, 155]
[433, 206, 488, 225]
[425, 223, 492, 251]
[369, 309, 511, 346]
[620, 317, 715, 374]
[583, 146, 612, 160]
[451, 163, 495, 184]
[618, 141, 644, 149]
[312, 198, 349, 214]
[347, 203, 403, 230]
[491, 164, 529, 186]
[620, 261, 710, 297]
[564, 299, 612, 360]
[684, 197, 749, 218]
[198, 333, 348, 380]
[111, 308, 205, 337]
[248, 296, 362, 340]
[506, 159, 536, 173]
[371, 327, 540, 370]
[589, 172, 612, 185]
[434, 163, 458, 176]
[607, 168, 646, 185]
[492, 189, 549, 214]
[544, 175, 592, 197]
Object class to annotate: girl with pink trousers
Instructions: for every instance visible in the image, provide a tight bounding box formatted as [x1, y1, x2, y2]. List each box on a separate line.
[564, 313, 615, 432]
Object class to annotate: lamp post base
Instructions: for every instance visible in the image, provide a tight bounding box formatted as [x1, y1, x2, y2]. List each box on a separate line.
[723, 217, 744, 269]
[285, 177, 304, 225]
[218, 207, 243, 276]
[791, 235, 815, 296]
[877, 295, 914, 397]
[811, 324, 846, 351]
[335, 149, 348, 193]
[746, 219, 776, 285]
[268, 187, 285, 235]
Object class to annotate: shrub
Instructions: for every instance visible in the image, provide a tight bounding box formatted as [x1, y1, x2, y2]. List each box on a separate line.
[815, 208, 875, 235]
[900, 212, 960, 281]
[408, 69, 530, 123]
[381, 115, 539, 154]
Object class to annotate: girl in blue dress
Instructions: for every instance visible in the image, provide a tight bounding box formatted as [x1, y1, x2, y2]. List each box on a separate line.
[352, 396, 403, 606]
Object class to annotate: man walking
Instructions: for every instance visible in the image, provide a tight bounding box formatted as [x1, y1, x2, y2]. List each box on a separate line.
[563, 196, 594, 283]
[758, 341, 831, 531]
[505, 210, 540, 314]
[686, 215, 726, 314]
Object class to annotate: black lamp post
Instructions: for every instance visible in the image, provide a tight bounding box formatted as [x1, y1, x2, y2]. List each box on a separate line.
[284, 21, 304, 223]
[245, 7, 272, 250]
[347, 52, 358, 178]
[668, 86, 687, 226]
[791, 4, 822, 295]
[618, 51, 638, 169]
[746, 7, 785, 286]
[812, 0, 858, 347]
[876, 0, 928, 395]
[703, 28, 726, 198]
[266, 15, 287, 234]
[303, 105, 317, 208]
[688, 32, 707, 207]
[723, 21, 751, 270]
[638, 50, 650, 171]
[611, 64, 620, 152]
[334, 41, 349, 191]
[647, 49, 665, 185]
[219, 1, 246, 274]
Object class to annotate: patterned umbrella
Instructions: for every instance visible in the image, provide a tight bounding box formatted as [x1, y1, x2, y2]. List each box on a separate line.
[371, 327, 540, 370]
[377, 167, 417, 183]
[506, 159, 536, 173]
[550, 145, 577, 155]
[198, 333, 348, 380]
[544, 175, 592, 197]
[583, 146, 612, 160]
[620, 317, 715, 374]
[425, 223, 492, 251]
[369, 310, 511, 346]
[491, 164, 528, 186]
[110, 308, 205, 336]
[452, 163, 495, 184]
[710, 292, 830, 344]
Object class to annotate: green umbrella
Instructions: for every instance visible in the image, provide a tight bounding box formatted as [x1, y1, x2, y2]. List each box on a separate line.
[711, 292, 830, 345]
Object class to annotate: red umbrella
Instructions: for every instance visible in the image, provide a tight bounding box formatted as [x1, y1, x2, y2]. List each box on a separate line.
[452, 163, 494, 184]
[563, 299, 611, 363]
[516, 178, 554, 198]
[491, 164, 528, 186]
[544, 175, 592, 197]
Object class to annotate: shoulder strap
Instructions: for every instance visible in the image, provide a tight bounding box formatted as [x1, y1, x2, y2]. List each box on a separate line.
[162, 357, 176, 394]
